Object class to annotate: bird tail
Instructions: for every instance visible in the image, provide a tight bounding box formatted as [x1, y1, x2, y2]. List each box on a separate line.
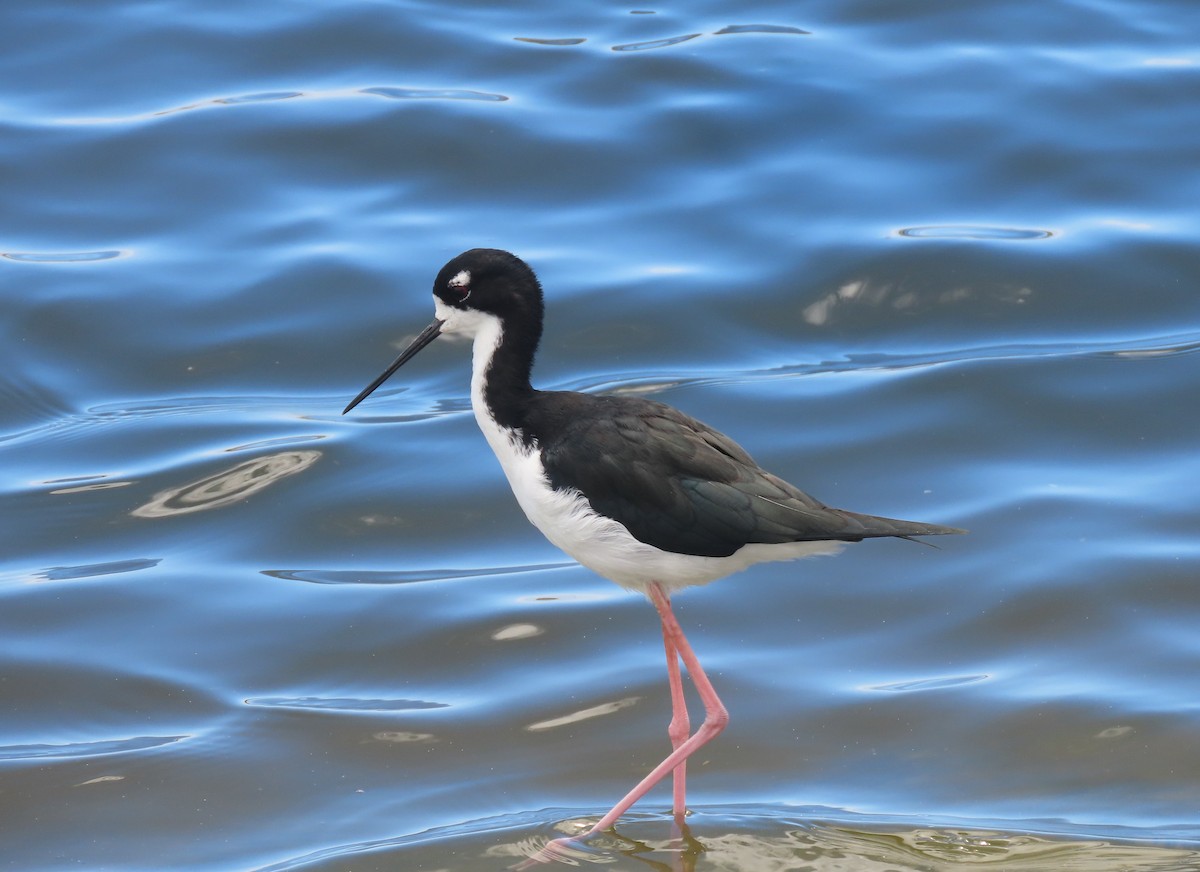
[837, 510, 966, 541]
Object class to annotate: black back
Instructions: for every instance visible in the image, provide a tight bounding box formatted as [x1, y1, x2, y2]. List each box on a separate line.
[526, 390, 960, 558]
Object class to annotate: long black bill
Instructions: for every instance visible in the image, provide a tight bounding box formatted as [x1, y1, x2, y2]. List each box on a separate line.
[342, 319, 445, 415]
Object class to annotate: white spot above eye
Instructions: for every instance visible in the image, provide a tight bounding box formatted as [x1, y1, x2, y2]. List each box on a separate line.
[449, 269, 471, 288]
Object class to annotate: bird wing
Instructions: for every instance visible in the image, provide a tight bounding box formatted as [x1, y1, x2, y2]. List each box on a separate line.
[535, 393, 923, 558]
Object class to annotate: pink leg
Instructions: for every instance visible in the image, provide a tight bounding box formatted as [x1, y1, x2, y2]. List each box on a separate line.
[582, 582, 726, 833]
[663, 615, 690, 816]
[564, 586, 727, 840]
[519, 583, 728, 867]
[588, 582, 727, 832]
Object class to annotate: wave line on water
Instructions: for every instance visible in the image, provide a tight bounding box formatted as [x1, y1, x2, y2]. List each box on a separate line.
[44, 85, 510, 126]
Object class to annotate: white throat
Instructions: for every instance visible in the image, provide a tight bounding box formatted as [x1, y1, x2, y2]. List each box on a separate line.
[467, 314, 507, 436]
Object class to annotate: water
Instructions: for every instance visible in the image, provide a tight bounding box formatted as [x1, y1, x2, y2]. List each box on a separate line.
[3, 1, 1200, 869]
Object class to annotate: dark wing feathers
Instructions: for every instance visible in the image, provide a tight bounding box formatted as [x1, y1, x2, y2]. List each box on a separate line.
[533, 392, 963, 558]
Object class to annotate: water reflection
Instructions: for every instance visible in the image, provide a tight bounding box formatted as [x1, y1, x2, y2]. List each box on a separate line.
[802, 276, 1033, 325]
[495, 812, 1200, 871]
[360, 86, 508, 102]
[512, 816, 705, 870]
[526, 697, 640, 732]
[613, 34, 702, 52]
[503, 814, 1200, 871]
[614, 22, 809, 51]
[264, 562, 566, 586]
[0, 735, 186, 761]
[715, 25, 809, 35]
[246, 696, 447, 712]
[215, 91, 302, 105]
[132, 450, 320, 518]
[35, 558, 160, 582]
[514, 37, 587, 46]
[76, 775, 126, 786]
[897, 225, 1053, 240]
[63, 87, 508, 124]
[492, 623, 544, 641]
[515, 22, 808, 51]
[372, 731, 436, 744]
[48, 479, 132, 495]
[2, 250, 124, 263]
[250, 805, 1200, 871]
[866, 674, 990, 693]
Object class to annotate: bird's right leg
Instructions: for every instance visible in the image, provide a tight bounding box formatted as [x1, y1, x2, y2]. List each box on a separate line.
[663, 613, 690, 817]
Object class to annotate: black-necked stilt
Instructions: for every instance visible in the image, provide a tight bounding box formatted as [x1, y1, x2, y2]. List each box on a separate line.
[343, 248, 963, 859]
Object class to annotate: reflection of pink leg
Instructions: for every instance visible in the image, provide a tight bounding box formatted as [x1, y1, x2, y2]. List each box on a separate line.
[519, 583, 727, 867]
[663, 614, 690, 816]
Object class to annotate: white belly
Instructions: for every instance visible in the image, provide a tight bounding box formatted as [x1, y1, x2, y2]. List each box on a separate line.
[476, 394, 839, 593]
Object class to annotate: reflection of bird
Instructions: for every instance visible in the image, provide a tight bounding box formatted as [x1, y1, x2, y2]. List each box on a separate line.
[344, 248, 963, 858]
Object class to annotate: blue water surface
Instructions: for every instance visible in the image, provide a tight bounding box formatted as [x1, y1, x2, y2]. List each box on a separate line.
[3, 1, 1200, 869]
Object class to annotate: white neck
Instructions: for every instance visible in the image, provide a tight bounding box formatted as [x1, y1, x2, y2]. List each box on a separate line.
[467, 314, 523, 460]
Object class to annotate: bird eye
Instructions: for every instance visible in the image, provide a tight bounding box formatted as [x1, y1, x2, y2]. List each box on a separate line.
[447, 269, 472, 300]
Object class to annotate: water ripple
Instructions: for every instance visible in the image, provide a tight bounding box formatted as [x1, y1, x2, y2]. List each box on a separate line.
[513, 37, 586, 47]
[2, 249, 124, 263]
[46, 476, 133, 495]
[246, 696, 448, 713]
[492, 623, 544, 641]
[866, 674, 991, 693]
[53, 86, 509, 125]
[611, 23, 808, 52]
[224, 434, 327, 453]
[34, 558, 160, 582]
[551, 329, 1200, 398]
[0, 396, 334, 451]
[132, 450, 321, 518]
[216, 91, 302, 105]
[360, 86, 508, 102]
[897, 225, 1054, 240]
[526, 697, 640, 732]
[612, 33, 702, 52]
[371, 731, 437, 744]
[0, 735, 186, 761]
[264, 562, 570, 586]
[715, 24, 810, 36]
